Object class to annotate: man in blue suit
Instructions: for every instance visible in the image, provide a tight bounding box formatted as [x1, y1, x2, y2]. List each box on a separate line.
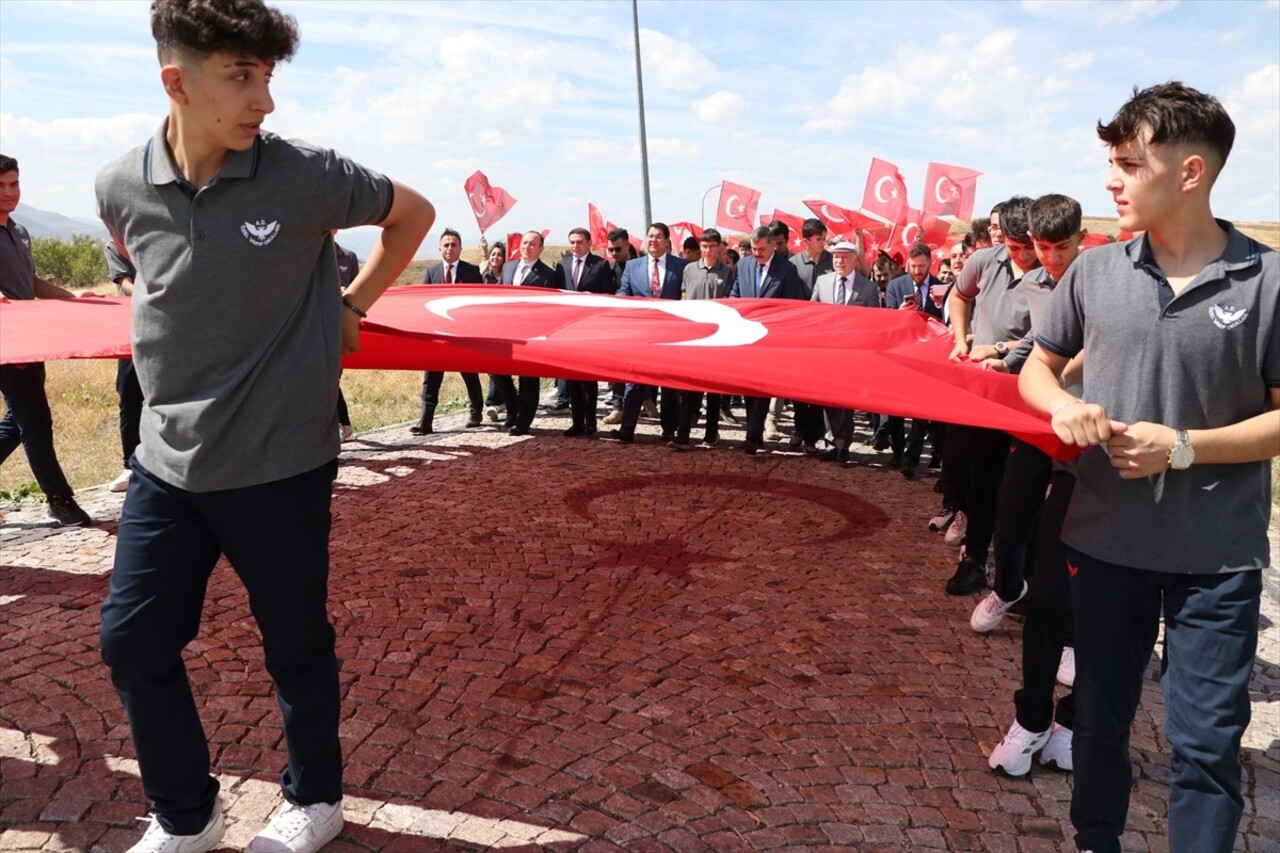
[730, 225, 805, 454]
[883, 242, 945, 474]
[494, 230, 559, 435]
[412, 228, 484, 435]
[557, 226, 613, 436]
[613, 222, 688, 443]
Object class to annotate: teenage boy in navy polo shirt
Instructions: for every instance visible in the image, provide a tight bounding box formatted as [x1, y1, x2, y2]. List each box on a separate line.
[1021, 82, 1278, 853]
[95, 2, 434, 851]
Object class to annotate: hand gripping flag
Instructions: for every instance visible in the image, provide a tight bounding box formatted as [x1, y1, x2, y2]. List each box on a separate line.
[463, 170, 517, 233]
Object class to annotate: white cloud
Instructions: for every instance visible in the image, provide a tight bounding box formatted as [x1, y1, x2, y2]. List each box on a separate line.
[1057, 50, 1095, 71]
[648, 137, 700, 162]
[692, 91, 745, 123]
[0, 112, 159, 153]
[638, 29, 715, 92]
[1020, 0, 1178, 25]
[559, 139, 630, 164]
[1041, 77, 1071, 96]
[0, 58, 26, 94]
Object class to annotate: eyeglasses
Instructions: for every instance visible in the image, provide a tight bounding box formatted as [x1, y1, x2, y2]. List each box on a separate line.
[607, 246, 627, 254]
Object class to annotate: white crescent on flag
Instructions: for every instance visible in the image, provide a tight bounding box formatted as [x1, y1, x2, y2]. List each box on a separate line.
[820, 204, 846, 224]
[424, 293, 769, 348]
[725, 194, 744, 217]
[874, 176, 894, 203]
[901, 223, 921, 246]
[934, 177, 952, 205]
[469, 192, 488, 217]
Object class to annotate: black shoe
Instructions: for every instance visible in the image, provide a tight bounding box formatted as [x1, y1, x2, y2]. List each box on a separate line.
[508, 425, 529, 436]
[945, 559, 988, 595]
[611, 427, 635, 444]
[872, 435, 890, 451]
[544, 401, 571, 413]
[928, 454, 942, 469]
[466, 413, 483, 428]
[563, 425, 586, 437]
[409, 421, 433, 435]
[660, 432, 675, 443]
[744, 440, 761, 456]
[701, 433, 719, 447]
[891, 452, 903, 468]
[821, 448, 839, 462]
[46, 495, 91, 527]
[901, 463, 917, 480]
[838, 447, 852, 466]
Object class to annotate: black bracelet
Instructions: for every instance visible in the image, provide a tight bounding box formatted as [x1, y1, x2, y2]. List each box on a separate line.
[341, 296, 367, 318]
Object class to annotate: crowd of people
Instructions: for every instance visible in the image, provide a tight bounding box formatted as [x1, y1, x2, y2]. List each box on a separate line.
[0, 1, 1274, 850]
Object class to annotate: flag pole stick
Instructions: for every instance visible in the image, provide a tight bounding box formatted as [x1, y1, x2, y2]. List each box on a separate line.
[631, 0, 652, 227]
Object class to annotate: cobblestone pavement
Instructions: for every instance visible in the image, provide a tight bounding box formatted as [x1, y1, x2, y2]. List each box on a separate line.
[2, 406, 1277, 852]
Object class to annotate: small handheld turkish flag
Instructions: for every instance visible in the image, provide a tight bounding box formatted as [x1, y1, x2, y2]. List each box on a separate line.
[716, 180, 761, 234]
[464, 170, 517, 233]
[922, 162, 982, 220]
[861, 158, 909, 224]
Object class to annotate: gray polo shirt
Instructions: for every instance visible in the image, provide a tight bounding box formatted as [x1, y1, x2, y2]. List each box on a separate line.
[1037, 223, 1279, 574]
[683, 261, 734, 300]
[954, 244, 1033, 345]
[791, 249, 833, 300]
[96, 122, 393, 492]
[1003, 265, 1056, 374]
[0, 218, 36, 300]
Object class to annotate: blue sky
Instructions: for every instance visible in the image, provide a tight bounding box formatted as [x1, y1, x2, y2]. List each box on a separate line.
[2, 0, 1277, 257]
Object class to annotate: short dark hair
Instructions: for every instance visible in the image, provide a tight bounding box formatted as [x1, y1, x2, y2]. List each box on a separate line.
[700, 227, 723, 245]
[568, 226, 590, 242]
[1028, 194, 1083, 243]
[726, 248, 740, 264]
[607, 227, 629, 243]
[647, 222, 670, 240]
[151, 0, 299, 64]
[907, 242, 932, 261]
[682, 236, 699, 252]
[997, 196, 1034, 244]
[523, 230, 544, 246]
[801, 218, 826, 239]
[989, 202, 1005, 219]
[969, 218, 991, 245]
[872, 257, 895, 274]
[1098, 81, 1235, 174]
[0, 155, 16, 175]
[750, 225, 772, 243]
[439, 228, 461, 244]
[766, 220, 789, 240]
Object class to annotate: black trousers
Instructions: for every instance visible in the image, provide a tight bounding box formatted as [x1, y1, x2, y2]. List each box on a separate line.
[621, 383, 678, 435]
[792, 402, 824, 444]
[676, 391, 722, 442]
[117, 359, 144, 466]
[743, 396, 772, 445]
[0, 362, 73, 499]
[1013, 471, 1075, 734]
[567, 379, 598, 430]
[955, 425, 1009, 563]
[420, 370, 484, 422]
[990, 438, 1053, 601]
[491, 375, 539, 430]
[100, 459, 342, 834]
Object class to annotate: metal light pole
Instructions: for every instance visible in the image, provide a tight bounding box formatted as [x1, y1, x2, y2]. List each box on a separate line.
[631, 0, 652, 227]
[700, 182, 723, 229]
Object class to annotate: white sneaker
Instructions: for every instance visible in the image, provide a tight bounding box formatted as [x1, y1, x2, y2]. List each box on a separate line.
[602, 409, 623, 425]
[484, 405, 503, 422]
[943, 510, 967, 547]
[970, 582, 1027, 633]
[1057, 646, 1076, 687]
[1039, 722, 1073, 771]
[988, 720, 1051, 777]
[764, 415, 782, 442]
[129, 799, 225, 852]
[248, 800, 343, 853]
[110, 468, 133, 493]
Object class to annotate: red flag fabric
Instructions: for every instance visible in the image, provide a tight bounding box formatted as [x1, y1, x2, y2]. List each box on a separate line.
[716, 181, 761, 233]
[860, 158, 908, 223]
[588, 204, 609, 251]
[922, 162, 982, 220]
[931, 234, 962, 275]
[668, 222, 704, 249]
[506, 232, 523, 260]
[1080, 232, 1112, 251]
[1117, 229, 1136, 241]
[2, 290, 1073, 460]
[767, 210, 808, 254]
[802, 199, 880, 238]
[861, 226, 894, 265]
[463, 170, 517, 233]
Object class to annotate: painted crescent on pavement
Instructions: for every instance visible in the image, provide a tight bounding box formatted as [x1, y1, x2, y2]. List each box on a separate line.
[424, 293, 769, 347]
[874, 176, 894, 203]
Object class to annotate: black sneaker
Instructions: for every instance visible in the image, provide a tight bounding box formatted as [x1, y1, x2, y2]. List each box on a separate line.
[945, 558, 987, 595]
[46, 495, 91, 527]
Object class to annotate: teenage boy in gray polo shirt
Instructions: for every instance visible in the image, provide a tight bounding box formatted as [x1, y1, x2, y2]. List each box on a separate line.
[1021, 82, 1278, 853]
[944, 196, 1038, 596]
[94, 2, 434, 852]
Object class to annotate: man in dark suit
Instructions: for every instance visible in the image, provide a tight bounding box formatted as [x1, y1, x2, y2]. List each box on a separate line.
[811, 241, 878, 463]
[882, 242, 945, 475]
[730, 225, 805, 454]
[600, 228, 633, 424]
[612, 222, 688, 443]
[494, 230, 560, 435]
[412, 228, 484, 435]
[557, 227, 612, 437]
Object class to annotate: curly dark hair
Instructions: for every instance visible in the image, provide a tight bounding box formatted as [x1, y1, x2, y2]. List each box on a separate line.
[151, 0, 298, 63]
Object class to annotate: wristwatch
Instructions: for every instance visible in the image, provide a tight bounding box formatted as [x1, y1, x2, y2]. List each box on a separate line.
[994, 341, 1009, 356]
[1168, 429, 1195, 470]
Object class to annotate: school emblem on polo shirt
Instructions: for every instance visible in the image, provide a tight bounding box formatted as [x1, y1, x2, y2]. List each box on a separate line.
[1209, 302, 1248, 330]
[241, 219, 280, 247]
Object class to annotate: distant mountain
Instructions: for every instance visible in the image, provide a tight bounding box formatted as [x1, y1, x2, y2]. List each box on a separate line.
[13, 203, 109, 241]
